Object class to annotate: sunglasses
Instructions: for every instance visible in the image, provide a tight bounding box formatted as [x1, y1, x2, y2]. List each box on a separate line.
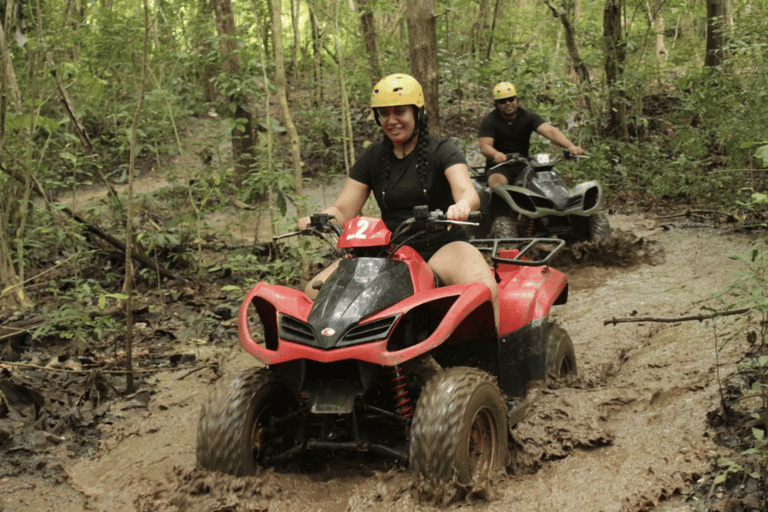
[498, 96, 517, 105]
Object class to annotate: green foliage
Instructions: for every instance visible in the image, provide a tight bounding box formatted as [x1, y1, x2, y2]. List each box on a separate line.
[208, 241, 322, 289]
[710, 237, 768, 484]
[33, 277, 126, 344]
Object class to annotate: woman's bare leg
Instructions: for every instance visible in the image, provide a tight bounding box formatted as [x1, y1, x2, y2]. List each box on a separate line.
[427, 241, 499, 334]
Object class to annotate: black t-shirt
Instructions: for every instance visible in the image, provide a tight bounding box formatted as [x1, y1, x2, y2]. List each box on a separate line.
[477, 107, 547, 165]
[349, 135, 468, 258]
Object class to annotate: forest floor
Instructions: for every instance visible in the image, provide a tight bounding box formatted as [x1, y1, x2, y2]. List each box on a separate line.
[1, 113, 766, 512]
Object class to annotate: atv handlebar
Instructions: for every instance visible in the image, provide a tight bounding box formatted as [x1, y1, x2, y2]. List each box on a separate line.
[273, 213, 343, 242]
[274, 207, 480, 245]
[488, 150, 588, 172]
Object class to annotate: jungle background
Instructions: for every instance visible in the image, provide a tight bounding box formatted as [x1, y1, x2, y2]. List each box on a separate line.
[1, 0, 768, 510]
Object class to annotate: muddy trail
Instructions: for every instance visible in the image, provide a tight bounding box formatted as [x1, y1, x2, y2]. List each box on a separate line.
[2, 211, 763, 512]
[2, 117, 766, 512]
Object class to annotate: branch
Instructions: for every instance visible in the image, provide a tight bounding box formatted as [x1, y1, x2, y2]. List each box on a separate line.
[0, 162, 181, 282]
[604, 307, 752, 326]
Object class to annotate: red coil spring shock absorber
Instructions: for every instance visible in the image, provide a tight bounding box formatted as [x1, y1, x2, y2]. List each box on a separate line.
[388, 365, 414, 418]
[526, 218, 537, 237]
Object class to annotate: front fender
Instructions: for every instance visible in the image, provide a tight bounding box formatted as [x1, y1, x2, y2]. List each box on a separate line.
[238, 281, 495, 366]
[493, 181, 603, 218]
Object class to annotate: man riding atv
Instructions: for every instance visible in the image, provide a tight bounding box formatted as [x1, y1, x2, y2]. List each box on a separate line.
[478, 82, 584, 188]
[473, 83, 610, 241]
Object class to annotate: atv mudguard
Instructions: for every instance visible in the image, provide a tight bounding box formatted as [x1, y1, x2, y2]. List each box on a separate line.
[238, 280, 496, 367]
[489, 181, 603, 219]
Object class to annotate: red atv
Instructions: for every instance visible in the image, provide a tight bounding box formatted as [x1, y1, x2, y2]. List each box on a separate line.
[196, 206, 576, 484]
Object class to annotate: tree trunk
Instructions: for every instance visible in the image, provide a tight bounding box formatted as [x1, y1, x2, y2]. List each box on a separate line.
[357, 0, 382, 80]
[544, 0, 591, 86]
[647, 0, 667, 62]
[407, 0, 440, 134]
[0, 13, 22, 112]
[309, 5, 323, 107]
[704, 0, 729, 67]
[470, 0, 492, 59]
[123, 0, 151, 395]
[291, 0, 300, 78]
[271, 0, 304, 209]
[603, 0, 629, 140]
[485, 0, 502, 60]
[213, 0, 258, 179]
[193, 0, 218, 104]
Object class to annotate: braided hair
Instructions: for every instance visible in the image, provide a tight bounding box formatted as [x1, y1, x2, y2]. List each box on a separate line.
[380, 106, 430, 210]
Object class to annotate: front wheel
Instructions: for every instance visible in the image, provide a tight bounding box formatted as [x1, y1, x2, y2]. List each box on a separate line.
[489, 216, 518, 238]
[545, 321, 577, 380]
[196, 368, 299, 476]
[409, 367, 508, 484]
[588, 213, 611, 241]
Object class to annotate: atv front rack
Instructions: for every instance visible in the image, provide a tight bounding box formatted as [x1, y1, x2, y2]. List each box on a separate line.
[471, 237, 565, 266]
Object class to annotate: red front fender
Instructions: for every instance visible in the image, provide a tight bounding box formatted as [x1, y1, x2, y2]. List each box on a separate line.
[238, 281, 494, 366]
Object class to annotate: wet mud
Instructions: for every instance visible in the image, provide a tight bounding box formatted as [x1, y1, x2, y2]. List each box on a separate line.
[2, 212, 763, 512]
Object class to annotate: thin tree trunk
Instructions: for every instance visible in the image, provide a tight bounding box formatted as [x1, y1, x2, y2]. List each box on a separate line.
[357, 0, 382, 80]
[704, 0, 729, 67]
[648, 0, 667, 62]
[213, 0, 258, 179]
[309, 6, 323, 107]
[485, 0, 502, 60]
[603, 0, 629, 140]
[0, 13, 22, 112]
[194, 0, 218, 104]
[544, 0, 591, 86]
[252, 0, 276, 239]
[407, 0, 440, 134]
[470, 0, 492, 59]
[333, 0, 354, 174]
[272, 0, 304, 210]
[291, 0, 300, 79]
[123, 0, 150, 395]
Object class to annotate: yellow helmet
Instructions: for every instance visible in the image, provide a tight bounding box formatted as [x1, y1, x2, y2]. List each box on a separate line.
[493, 82, 517, 101]
[371, 74, 424, 109]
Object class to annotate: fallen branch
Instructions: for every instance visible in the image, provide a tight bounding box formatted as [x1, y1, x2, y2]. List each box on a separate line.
[604, 307, 751, 326]
[0, 162, 181, 282]
[2, 361, 217, 375]
[657, 209, 735, 221]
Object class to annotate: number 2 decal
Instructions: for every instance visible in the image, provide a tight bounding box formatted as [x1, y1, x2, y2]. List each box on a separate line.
[347, 218, 369, 239]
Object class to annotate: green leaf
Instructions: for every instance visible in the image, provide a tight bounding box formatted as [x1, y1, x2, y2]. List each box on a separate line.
[756, 145, 768, 167]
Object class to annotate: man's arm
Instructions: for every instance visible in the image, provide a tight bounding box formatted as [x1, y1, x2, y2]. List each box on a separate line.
[479, 137, 507, 163]
[536, 123, 584, 155]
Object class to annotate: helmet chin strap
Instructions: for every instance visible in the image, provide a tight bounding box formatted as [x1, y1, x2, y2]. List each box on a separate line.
[405, 106, 425, 144]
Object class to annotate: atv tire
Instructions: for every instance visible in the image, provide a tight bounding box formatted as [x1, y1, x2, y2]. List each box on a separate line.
[409, 367, 508, 484]
[196, 368, 298, 476]
[545, 321, 577, 379]
[489, 216, 518, 238]
[588, 213, 611, 241]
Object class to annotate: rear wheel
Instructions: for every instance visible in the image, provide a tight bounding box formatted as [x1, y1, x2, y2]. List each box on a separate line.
[545, 322, 577, 380]
[588, 213, 611, 241]
[490, 216, 518, 238]
[409, 367, 508, 484]
[196, 368, 299, 476]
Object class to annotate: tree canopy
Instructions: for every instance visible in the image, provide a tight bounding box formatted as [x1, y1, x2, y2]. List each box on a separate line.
[1, 0, 768, 306]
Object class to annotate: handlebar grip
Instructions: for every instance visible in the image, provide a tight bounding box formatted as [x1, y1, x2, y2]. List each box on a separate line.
[468, 211, 482, 222]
